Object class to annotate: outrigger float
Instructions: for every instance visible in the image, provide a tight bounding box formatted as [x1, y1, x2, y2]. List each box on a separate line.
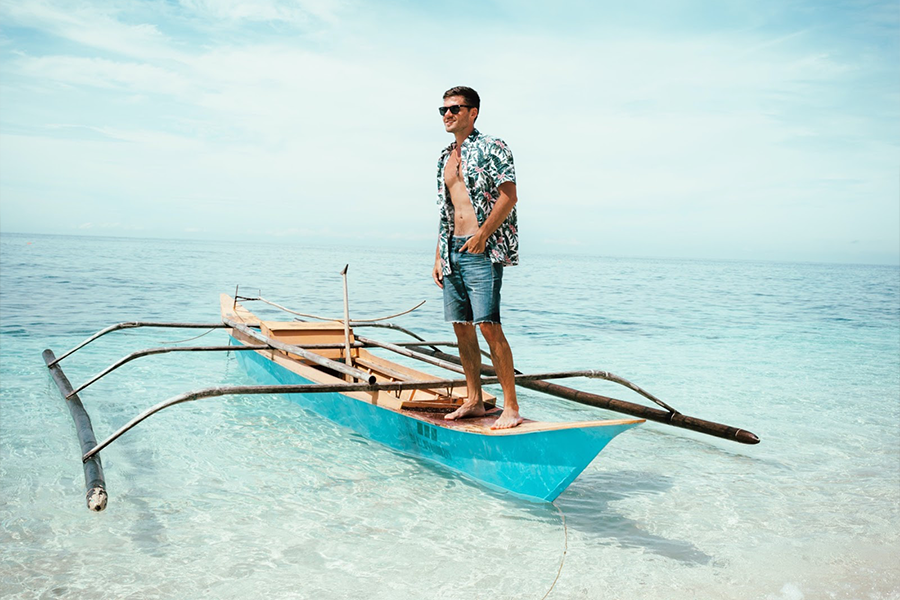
[44, 273, 759, 511]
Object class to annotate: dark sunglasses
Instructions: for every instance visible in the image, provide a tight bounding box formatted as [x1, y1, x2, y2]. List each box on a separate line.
[439, 104, 473, 116]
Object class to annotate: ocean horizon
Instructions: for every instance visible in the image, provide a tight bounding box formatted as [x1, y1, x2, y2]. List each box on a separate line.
[3, 230, 897, 267]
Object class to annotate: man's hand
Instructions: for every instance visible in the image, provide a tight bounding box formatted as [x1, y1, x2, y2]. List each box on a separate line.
[432, 259, 444, 288]
[460, 231, 487, 254]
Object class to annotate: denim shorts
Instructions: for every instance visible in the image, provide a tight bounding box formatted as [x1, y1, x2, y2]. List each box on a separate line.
[443, 236, 503, 324]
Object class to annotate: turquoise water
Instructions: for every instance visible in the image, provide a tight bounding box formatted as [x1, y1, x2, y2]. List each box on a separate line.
[1, 232, 898, 599]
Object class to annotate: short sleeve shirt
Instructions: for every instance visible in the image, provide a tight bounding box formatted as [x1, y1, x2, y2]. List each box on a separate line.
[436, 128, 518, 276]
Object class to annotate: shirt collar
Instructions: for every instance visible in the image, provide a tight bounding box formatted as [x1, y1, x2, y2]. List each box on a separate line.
[443, 128, 481, 154]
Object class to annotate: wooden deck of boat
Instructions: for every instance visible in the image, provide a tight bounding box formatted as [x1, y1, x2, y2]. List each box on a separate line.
[404, 406, 643, 435]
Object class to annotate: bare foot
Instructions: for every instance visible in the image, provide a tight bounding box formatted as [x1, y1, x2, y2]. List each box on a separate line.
[445, 400, 486, 421]
[490, 407, 524, 430]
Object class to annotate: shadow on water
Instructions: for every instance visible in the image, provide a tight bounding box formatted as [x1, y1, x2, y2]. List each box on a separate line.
[537, 469, 712, 566]
[116, 438, 170, 557]
[379, 448, 713, 566]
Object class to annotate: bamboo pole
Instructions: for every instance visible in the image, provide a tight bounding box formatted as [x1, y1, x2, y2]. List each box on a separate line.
[48, 322, 227, 366]
[68, 345, 269, 398]
[405, 345, 760, 445]
[225, 318, 376, 384]
[340, 265, 353, 370]
[43, 349, 108, 511]
[358, 335, 678, 413]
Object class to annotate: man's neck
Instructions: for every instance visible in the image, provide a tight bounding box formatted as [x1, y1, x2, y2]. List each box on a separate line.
[454, 125, 475, 148]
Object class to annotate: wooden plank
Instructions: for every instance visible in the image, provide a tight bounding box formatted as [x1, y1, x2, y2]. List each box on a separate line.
[260, 321, 346, 331]
[226, 319, 376, 384]
[260, 320, 355, 360]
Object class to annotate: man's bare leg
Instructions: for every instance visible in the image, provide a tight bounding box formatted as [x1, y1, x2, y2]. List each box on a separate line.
[445, 322, 487, 420]
[479, 323, 523, 429]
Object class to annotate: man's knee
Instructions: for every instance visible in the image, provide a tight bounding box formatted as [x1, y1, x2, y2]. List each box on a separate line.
[478, 322, 506, 345]
[454, 322, 477, 337]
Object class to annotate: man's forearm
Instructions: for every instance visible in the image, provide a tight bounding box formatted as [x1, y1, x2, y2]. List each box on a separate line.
[477, 184, 517, 241]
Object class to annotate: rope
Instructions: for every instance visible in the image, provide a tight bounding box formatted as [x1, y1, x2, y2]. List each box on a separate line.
[540, 500, 568, 600]
[160, 327, 219, 345]
[251, 296, 426, 323]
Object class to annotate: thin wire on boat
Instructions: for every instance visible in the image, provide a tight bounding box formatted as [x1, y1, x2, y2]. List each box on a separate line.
[541, 500, 568, 600]
[249, 296, 426, 323]
[160, 327, 220, 344]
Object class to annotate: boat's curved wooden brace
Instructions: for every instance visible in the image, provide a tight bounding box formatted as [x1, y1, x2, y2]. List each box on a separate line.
[48, 322, 227, 366]
[347, 321, 444, 353]
[356, 335, 681, 414]
[407, 344, 761, 445]
[80, 369, 639, 462]
[67, 345, 270, 398]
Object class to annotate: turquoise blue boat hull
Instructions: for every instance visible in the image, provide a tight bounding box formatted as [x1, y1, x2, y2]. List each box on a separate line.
[233, 337, 640, 502]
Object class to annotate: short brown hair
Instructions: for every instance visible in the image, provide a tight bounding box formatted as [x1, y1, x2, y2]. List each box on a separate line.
[443, 86, 480, 112]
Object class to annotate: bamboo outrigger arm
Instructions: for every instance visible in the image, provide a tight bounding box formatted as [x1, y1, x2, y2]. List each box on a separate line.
[405, 344, 761, 445]
[67, 345, 270, 398]
[356, 335, 680, 414]
[47, 322, 228, 366]
[80, 369, 639, 462]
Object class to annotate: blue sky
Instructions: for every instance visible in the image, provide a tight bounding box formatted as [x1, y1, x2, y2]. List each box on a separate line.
[1, 0, 897, 264]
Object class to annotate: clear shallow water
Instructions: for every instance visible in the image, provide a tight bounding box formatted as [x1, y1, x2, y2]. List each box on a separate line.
[1, 233, 898, 599]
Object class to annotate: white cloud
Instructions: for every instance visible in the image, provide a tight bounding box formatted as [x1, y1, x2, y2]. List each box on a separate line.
[12, 54, 192, 96]
[178, 0, 346, 25]
[0, 0, 180, 60]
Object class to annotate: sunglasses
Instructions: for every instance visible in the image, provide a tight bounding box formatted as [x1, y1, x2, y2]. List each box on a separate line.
[439, 104, 473, 116]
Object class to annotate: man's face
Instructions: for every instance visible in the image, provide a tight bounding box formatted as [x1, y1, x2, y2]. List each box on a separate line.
[442, 95, 477, 134]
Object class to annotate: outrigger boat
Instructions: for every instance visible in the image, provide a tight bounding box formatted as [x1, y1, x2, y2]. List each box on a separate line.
[44, 276, 759, 511]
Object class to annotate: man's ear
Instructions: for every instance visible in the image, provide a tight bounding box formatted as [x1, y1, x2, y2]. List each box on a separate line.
[471, 107, 479, 121]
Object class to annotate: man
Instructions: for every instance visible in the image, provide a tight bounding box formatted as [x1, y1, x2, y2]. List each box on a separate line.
[432, 86, 523, 430]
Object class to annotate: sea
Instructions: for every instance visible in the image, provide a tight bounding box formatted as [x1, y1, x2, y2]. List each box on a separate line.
[1, 232, 898, 600]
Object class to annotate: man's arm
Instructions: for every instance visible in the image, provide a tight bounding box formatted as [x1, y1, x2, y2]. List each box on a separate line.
[460, 181, 517, 254]
[432, 242, 444, 288]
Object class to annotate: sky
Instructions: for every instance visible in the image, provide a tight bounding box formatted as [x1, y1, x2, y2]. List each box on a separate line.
[0, 0, 898, 264]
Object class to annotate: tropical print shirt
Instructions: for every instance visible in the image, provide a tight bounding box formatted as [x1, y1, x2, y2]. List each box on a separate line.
[436, 128, 518, 276]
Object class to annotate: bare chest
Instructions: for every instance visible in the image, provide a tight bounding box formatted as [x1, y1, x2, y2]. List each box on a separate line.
[443, 150, 478, 232]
